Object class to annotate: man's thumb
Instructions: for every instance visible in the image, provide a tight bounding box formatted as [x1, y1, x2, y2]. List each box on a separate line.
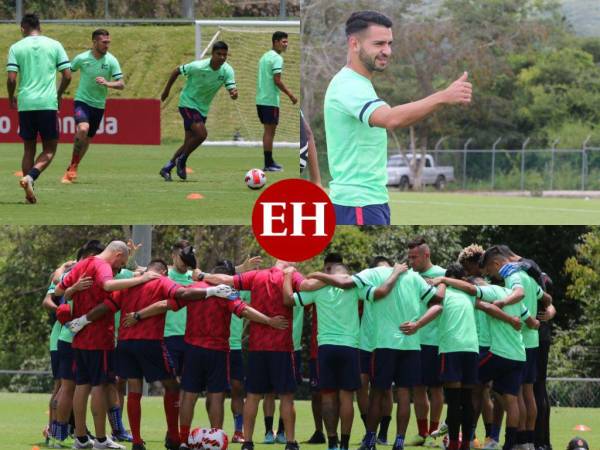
[459, 71, 468, 81]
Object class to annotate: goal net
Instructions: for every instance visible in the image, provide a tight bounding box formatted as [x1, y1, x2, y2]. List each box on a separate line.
[193, 19, 300, 147]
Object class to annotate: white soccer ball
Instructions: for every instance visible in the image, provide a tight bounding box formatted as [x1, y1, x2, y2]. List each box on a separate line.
[188, 427, 207, 449]
[202, 428, 229, 450]
[245, 168, 266, 190]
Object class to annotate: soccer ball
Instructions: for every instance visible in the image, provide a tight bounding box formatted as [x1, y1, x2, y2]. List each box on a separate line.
[245, 168, 266, 190]
[202, 428, 229, 450]
[188, 427, 207, 449]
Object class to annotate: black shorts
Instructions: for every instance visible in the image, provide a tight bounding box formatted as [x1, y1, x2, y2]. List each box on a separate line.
[179, 107, 207, 131]
[360, 349, 372, 375]
[164, 335, 187, 377]
[50, 350, 60, 380]
[245, 350, 297, 394]
[439, 351, 479, 385]
[256, 105, 279, 125]
[73, 101, 105, 138]
[57, 340, 75, 381]
[372, 348, 421, 389]
[317, 344, 361, 391]
[420, 344, 442, 386]
[522, 347, 539, 384]
[229, 349, 245, 382]
[73, 348, 116, 386]
[309, 358, 319, 391]
[294, 350, 303, 385]
[116, 339, 175, 383]
[18, 110, 59, 141]
[181, 345, 229, 393]
[333, 203, 391, 226]
[478, 352, 524, 396]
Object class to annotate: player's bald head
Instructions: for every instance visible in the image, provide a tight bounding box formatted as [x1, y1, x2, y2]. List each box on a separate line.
[106, 240, 129, 254]
[345, 10, 392, 38]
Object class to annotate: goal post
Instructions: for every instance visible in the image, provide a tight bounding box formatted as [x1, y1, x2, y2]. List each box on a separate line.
[194, 19, 300, 148]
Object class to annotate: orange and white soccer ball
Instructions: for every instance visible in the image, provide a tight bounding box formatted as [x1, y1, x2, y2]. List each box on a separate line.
[245, 168, 266, 190]
[188, 427, 208, 449]
[202, 428, 229, 450]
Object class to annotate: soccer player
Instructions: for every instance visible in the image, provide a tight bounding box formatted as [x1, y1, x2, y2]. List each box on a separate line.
[53, 241, 161, 449]
[406, 237, 446, 446]
[287, 262, 406, 450]
[323, 10, 472, 224]
[159, 41, 238, 181]
[300, 111, 322, 187]
[60, 29, 124, 184]
[6, 13, 71, 204]
[256, 31, 297, 172]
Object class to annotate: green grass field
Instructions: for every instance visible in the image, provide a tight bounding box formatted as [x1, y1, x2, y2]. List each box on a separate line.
[0, 144, 296, 224]
[2, 393, 596, 450]
[387, 191, 600, 224]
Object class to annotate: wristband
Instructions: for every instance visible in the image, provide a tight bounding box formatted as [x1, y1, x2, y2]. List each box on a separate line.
[134, 312, 141, 321]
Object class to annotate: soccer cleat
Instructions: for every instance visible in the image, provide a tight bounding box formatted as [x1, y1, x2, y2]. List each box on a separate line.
[276, 432, 287, 444]
[47, 438, 66, 449]
[159, 167, 173, 182]
[284, 442, 300, 450]
[304, 430, 326, 444]
[424, 436, 438, 448]
[232, 431, 245, 443]
[19, 175, 36, 204]
[111, 430, 133, 442]
[471, 438, 482, 449]
[357, 442, 377, 450]
[132, 443, 147, 450]
[72, 437, 94, 449]
[241, 443, 255, 450]
[92, 437, 126, 449]
[483, 440, 499, 450]
[392, 445, 403, 450]
[430, 423, 449, 439]
[165, 433, 180, 450]
[175, 156, 187, 180]
[263, 163, 283, 172]
[178, 445, 190, 450]
[406, 434, 426, 446]
[377, 437, 389, 445]
[264, 431, 276, 444]
[61, 166, 78, 184]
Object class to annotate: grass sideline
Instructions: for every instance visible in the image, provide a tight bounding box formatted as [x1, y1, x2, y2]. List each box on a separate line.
[2, 392, 595, 450]
[0, 143, 295, 224]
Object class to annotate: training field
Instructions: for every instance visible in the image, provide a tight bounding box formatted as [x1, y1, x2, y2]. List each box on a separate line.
[0, 144, 296, 224]
[4, 393, 595, 450]
[387, 192, 600, 224]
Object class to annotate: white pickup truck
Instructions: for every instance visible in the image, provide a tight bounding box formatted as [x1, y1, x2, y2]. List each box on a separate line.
[386, 154, 455, 190]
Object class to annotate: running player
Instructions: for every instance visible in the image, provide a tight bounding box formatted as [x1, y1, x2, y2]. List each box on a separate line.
[6, 13, 71, 204]
[324, 10, 471, 224]
[61, 29, 124, 183]
[256, 31, 297, 172]
[159, 41, 237, 181]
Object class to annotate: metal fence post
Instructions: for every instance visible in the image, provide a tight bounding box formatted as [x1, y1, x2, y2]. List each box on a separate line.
[491, 137, 501, 190]
[434, 136, 447, 165]
[280, 0, 287, 17]
[462, 138, 472, 189]
[520, 137, 530, 191]
[550, 138, 559, 190]
[582, 135, 591, 191]
[16, 0, 22, 23]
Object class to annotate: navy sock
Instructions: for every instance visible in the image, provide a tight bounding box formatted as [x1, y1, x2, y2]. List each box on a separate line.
[491, 423, 501, 442]
[163, 160, 176, 171]
[379, 415, 391, 439]
[328, 435, 339, 449]
[234, 414, 243, 432]
[484, 423, 492, 438]
[364, 431, 376, 446]
[265, 416, 274, 433]
[108, 406, 125, 433]
[28, 167, 41, 180]
[264, 151, 274, 166]
[503, 428, 517, 450]
[394, 434, 405, 449]
[340, 434, 350, 449]
[277, 417, 284, 434]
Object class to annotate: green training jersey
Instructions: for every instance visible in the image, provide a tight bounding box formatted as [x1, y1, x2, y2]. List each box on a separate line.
[477, 285, 530, 362]
[353, 267, 436, 350]
[178, 58, 236, 116]
[293, 306, 304, 351]
[324, 67, 389, 207]
[256, 49, 284, 107]
[504, 270, 543, 349]
[416, 265, 446, 346]
[47, 282, 61, 351]
[113, 269, 134, 339]
[294, 284, 370, 348]
[438, 286, 478, 354]
[475, 303, 492, 348]
[6, 35, 70, 111]
[164, 268, 193, 337]
[71, 50, 122, 109]
[359, 298, 376, 352]
[229, 290, 251, 350]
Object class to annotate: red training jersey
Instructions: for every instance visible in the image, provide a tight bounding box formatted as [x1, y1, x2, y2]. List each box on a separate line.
[233, 267, 304, 352]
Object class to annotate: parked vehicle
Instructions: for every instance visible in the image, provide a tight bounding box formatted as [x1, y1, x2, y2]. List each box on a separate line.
[386, 153, 455, 190]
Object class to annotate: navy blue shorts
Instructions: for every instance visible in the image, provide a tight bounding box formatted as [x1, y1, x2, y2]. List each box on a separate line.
[372, 348, 421, 389]
[420, 344, 442, 386]
[360, 349, 372, 375]
[256, 105, 279, 125]
[318, 345, 361, 391]
[440, 352, 479, 385]
[294, 350, 303, 385]
[50, 350, 59, 380]
[181, 345, 229, 393]
[478, 352, 524, 396]
[522, 347, 539, 384]
[230, 349, 245, 382]
[164, 335, 187, 377]
[245, 351, 297, 394]
[309, 358, 319, 391]
[57, 340, 75, 381]
[179, 107, 207, 131]
[73, 348, 116, 386]
[73, 100, 105, 138]
[18, 110, 59, 141]
[116, 339, 175, 383]
[333, 203, 391, 225]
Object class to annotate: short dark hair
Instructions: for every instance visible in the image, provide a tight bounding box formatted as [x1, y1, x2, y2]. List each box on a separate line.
[172, 240, 196, 269]
[148, 258, 168, 273]
[445, 262, 466, 280]
[212, 41, 228, 52]
[92, 29, 109, 40]
[324, 252, 343, 264]
[272, 31, 288, 43]
[407, 236, 427, 249]
[479, 245, 507, 268]
[172, 239, 190, 251]
[77, 239, 105, 260]
[345, 10, 392, 37]
[369, 256, 393, 268]
[21, 13, 40, 30]
[213, 259, 236, 275]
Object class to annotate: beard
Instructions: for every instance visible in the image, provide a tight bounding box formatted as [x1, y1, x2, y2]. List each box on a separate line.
[358, 47, 387, 73]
